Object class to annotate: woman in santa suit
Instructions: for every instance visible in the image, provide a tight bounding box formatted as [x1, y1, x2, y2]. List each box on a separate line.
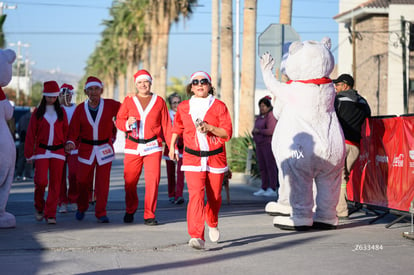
[24, 81, 68, 224]
[65, 76, 120, 223]
[116, 69, 172, 226]
[169, 71, 232, 250]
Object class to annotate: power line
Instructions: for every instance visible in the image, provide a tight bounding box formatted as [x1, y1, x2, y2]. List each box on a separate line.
[6, 30, 340, 36]
[8, 1, 109, 9]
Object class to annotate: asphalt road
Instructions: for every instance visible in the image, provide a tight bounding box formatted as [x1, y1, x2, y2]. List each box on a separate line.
[1, 154, 413, 275]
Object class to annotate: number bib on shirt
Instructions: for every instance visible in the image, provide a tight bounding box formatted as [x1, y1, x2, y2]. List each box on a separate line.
[96, 143, 115, 165]
[142, 139, 159, 154]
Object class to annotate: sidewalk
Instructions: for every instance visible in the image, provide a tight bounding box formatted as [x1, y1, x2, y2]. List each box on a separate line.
[1, 154, 413, 275]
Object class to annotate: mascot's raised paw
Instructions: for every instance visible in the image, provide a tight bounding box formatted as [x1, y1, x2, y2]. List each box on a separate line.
[260, 52, 275, 72]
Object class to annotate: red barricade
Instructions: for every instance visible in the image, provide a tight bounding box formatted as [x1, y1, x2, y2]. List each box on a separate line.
[348, 115, 414, 212]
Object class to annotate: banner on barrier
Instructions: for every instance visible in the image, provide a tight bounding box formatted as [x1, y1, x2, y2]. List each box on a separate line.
[348, 116, 414, 212]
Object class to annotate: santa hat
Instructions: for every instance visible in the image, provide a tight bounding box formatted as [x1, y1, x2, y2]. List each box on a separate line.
[190, 71, 211, 83]
[84, 76, 103, 89]
[60, 83, 74, 94]
[43, 81, 60, 97]
[134, 70, 152, 84]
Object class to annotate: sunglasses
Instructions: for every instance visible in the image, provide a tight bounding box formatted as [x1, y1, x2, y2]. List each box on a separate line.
[191, 78, 210, 86]
[171, 101, 180, 104]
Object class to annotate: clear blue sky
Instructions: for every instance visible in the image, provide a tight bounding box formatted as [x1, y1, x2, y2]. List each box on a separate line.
[3, 0, 342, 86]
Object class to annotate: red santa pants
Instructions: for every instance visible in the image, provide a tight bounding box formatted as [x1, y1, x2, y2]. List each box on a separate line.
[185, 171, 224, 241]
[76, 159, 112, 218]
[34, 158, 64, 219]
[59, 154, 78, 205]
[124, 152, 162, 219]
[165, 158, 184, 199]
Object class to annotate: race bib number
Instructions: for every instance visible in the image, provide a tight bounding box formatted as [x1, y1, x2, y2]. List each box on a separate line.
[143, 140, 158, 153]
[96, 143, 115, 165]
[138, 139, 161, 156]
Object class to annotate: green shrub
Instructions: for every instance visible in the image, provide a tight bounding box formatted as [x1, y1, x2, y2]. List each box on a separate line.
[226, 133, 260, 178]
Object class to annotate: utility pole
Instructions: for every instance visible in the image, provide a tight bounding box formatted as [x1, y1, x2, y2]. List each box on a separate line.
[401, 16, 408, 114]
[9, 41, 30, 104]
[279, 0, 292, 80]
[352, 17, 357, 86]
[234, 0, 240, 137]
[211, 0, 219, 92]
[375, 54, 381, 116]
[0, 2, 17, 16]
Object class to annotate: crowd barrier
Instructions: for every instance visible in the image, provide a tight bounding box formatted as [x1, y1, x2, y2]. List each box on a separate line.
[348, 115, 414, 217]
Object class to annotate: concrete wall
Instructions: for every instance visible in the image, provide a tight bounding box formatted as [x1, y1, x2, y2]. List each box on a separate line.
[387, 5, 414, 115]
[355, 15, 389, 116]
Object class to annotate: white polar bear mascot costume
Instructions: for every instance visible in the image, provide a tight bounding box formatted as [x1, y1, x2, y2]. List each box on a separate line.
[0, 48, 17, 228]
[260, 37, 345, 230]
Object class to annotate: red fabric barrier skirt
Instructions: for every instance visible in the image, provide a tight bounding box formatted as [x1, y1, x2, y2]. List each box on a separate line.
[348, 116, 414, 212]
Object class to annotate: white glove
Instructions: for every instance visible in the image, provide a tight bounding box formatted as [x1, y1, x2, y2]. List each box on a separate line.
[260, 52, 275, 73]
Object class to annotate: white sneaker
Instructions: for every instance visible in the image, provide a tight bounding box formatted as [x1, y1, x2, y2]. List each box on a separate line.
[35, 211, 43, 221]
[58, 204, 68, 213]
[208, 226, 220, 243]
[263, 188, 277, 197]
[253, 189, 266, 196]
[188, 238, 205, 250]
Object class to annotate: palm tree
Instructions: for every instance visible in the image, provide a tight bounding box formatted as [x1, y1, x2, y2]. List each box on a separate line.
[220, 0, 234, 124]
[83, 0, 195, 101]
[112, 0, 147, 100]
[147, 0, 195, 99]
[239, 0, 257, 136]
[0, 14, 7, 48]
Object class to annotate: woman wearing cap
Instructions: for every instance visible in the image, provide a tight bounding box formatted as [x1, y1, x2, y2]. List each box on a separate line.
[252, 96, 279, 197]
[57, 83, 78, 213]
[116, 69, 172, 226]
[24, 81, 69, 224]
[65, 76, 121, 223]
[169, 71, 232, 250]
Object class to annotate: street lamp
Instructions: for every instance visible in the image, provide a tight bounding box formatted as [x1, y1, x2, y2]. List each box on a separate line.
[9, 41, 30, 104]
[0, 2, 17, 15]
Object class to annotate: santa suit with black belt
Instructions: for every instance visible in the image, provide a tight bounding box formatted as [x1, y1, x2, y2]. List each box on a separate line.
[24, 82, 68, 220]
[67, 97, 120, 219]
[116, 93, 172, 220]
[172, 94, 232, 241]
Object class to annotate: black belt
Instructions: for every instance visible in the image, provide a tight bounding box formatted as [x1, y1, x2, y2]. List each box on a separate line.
[39, 143, 64, 151]
[185, 146, 223, 157]
[81, 138, 109, 145]
[128, 135, 157, 144]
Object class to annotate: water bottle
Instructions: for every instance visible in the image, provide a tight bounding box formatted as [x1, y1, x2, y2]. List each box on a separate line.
[131, 121, 138, 138]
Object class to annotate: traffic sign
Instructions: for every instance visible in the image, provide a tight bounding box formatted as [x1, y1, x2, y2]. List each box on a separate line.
[258, 24, 300, 71]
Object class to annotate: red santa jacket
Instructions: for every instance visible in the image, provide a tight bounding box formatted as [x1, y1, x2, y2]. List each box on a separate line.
[173, 96, 232, 173]
[24, 106, 68, 161]
[116, 94, 172, 156]
[67, 98, 120, 165]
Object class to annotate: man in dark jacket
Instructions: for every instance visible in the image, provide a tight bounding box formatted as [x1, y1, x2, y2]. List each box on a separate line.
[333, 74, 371, 219]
